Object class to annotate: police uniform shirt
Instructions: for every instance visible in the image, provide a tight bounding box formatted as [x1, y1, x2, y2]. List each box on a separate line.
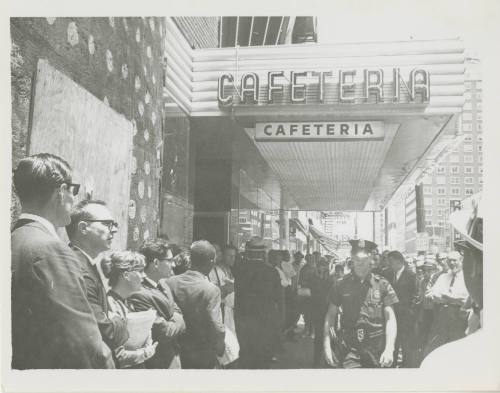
[328, 272, 399, 330]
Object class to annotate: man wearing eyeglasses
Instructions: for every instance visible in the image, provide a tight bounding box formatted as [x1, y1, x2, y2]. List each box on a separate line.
[128, 239, 186, 369]
[421, 193, 487, 374]
[11, 153, 114, 369]
[422, 249, 469, 359]
[66, 200, 129, 361]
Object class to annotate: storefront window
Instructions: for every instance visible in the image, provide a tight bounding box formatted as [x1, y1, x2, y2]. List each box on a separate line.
[159, 105, 193, 246]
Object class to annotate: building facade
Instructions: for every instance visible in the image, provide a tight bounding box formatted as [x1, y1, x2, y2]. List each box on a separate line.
[421, 60, 482, 253]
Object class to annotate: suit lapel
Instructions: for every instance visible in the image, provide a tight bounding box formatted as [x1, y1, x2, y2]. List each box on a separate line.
[70, 244, 109, 313]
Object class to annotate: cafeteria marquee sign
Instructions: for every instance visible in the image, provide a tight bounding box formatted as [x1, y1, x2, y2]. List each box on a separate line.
[218, 68, 430, 107]
[255, 121, 384, 141]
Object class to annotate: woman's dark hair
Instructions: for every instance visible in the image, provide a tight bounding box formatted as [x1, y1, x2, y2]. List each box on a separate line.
[140, 239, 172, 267]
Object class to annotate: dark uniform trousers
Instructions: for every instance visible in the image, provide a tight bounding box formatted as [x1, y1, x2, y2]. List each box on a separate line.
[328, 273, 399, 369]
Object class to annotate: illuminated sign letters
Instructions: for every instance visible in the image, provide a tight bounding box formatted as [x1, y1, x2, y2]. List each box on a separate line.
[217, 68, 431, 107]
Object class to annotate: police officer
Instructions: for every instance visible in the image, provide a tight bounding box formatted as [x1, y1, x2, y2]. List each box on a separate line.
[323, 239, 399, 368]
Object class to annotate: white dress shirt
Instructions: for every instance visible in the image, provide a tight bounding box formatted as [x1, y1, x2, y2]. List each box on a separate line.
[394, 265, 405, 282]
[429, 270, 468, 301]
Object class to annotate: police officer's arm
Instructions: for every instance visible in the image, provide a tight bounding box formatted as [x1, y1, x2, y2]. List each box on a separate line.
[323, 303, 339, 366]
[324, 280, 342, 367]
[380, 281, 399, 367]
[380, 305, 397, 367]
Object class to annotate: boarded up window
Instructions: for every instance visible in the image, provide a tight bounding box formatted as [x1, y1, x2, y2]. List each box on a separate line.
[29, 59, 133, 249]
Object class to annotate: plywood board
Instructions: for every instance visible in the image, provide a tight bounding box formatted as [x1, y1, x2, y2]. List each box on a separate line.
[29, 59, 133, 250]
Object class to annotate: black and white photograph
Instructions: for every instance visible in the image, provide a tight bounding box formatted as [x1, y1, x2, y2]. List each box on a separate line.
[2, 1, 500, 392]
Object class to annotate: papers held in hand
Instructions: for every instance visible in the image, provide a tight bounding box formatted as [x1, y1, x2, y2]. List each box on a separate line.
[124, 309, 156, 350]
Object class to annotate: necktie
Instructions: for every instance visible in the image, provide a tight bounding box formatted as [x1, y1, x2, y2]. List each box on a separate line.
[449, 273, 456, 292]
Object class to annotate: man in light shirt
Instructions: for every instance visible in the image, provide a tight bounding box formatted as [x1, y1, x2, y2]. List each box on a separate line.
[423, 250, 468, 358]
[420, 193, 486, 374]
[11, 153, 114, 368]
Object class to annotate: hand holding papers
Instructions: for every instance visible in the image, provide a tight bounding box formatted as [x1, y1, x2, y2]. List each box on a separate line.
[124, 309, 156, 350]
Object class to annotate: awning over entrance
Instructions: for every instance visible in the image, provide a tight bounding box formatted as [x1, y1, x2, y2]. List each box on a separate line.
[309, 225, 342, 255]
[164, 21, 465, 211]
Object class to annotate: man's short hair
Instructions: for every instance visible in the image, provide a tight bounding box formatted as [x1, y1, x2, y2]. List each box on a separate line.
[66, 199, 107, 239]
[190, 240, 215, 268]
[387, 250, 405, 264]
[223, 243, 237, 252]
[140, 239, 172, 267]
[13, 153, 73, 204]
[268, 249, 282, 263]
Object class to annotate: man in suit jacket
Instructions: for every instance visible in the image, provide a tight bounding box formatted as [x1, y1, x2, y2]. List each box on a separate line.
[387, 250, 418, 367]
[11, 153, 114, 369]
[66, 200, 128, 353]
[128, 239, 185, 369]
[234, 237, 284, 369]
[166, 240, 225, 369]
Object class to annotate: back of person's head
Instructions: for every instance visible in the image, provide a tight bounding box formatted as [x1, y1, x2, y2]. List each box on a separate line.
[13, 153, 73, 205]
[139, 238, 172, 267]
[108, 251, 145, 287]
[388, 250, 405, 264]
[281, 250, 291, 262]
[173, 250, 191, 275]
[268, 249, 282, 265]
[66, 199, 107, 239]
[190, 240, 216, 272]
[293, 251, 304, 261]
[334, 264, 344, 274]
[245, 236, 267, 262]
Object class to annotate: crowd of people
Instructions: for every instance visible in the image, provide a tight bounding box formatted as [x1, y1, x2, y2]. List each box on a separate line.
[11, 153, 483, 369]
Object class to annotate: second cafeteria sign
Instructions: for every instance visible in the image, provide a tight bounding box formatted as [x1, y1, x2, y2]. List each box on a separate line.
[255, 121, 384, 141]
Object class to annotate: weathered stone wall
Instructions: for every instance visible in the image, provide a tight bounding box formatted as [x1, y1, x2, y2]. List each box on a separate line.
[10, 17, 168, 249]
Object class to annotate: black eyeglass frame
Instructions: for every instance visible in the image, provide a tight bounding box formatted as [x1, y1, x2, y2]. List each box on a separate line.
[83, 219, 119, 230]
[60, 182, 80, 196]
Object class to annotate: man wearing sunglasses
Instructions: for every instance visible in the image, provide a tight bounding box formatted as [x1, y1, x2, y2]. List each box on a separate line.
[11, 153, 114, 369]
[66, 200, 128, 362]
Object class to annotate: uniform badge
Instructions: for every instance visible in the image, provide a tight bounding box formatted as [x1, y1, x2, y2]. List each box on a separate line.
[357, 328, 365, 342]
[372, 289, 380, 300]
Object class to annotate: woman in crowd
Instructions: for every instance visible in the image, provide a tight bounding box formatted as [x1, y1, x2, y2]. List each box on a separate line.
[105, 251, 158, 368]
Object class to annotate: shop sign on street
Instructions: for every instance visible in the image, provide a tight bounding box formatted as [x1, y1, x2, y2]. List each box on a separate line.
[255, 121, 384, 141]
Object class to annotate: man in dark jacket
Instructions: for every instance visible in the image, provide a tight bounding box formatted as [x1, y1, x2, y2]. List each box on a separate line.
[388, 250, 418, 367]
[66, 200, 129, 353]
[234, 237, 283, 369]
[166, 240, 225, 369]
[11, 153, 113, 369]
[129, 239, 185, 368]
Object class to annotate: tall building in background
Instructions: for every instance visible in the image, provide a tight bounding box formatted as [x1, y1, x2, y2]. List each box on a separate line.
[421, 58, 482, 253]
